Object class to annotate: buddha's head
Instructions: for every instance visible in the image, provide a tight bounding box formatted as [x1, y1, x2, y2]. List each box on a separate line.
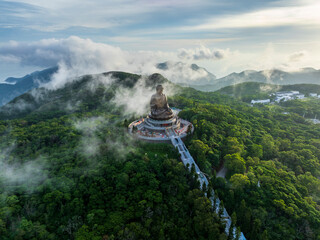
[156, 85, 164, 94]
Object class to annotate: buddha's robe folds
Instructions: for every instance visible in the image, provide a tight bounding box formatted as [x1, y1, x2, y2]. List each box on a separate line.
[149, 93, 173, 120]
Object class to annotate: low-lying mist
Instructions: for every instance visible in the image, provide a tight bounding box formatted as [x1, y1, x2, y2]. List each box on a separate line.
[0, 144, 47, 193]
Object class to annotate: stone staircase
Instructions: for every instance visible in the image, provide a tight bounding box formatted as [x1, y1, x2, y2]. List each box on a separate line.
[168, 129, 246, 240]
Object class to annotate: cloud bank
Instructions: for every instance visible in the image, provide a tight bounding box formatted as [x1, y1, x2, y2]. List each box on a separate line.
[1, 36, 314, 88]
[0, 36, 158, 88]
[0, 36, 230, 87]
[178, 46, 228, 61]
[0, 36, 142, 71]
[186, 2, 320, 31]
[1, 0, 320, 80]
[288, 51, 308, 63]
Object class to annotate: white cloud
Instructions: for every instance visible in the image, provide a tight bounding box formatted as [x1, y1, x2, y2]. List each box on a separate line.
[288, 51, 308, 62]
[186, 2, 320, 31]
[4, 0, 202, 31]
[74, 117, 105, 157]
[0, 145, 47, 193]
[0, 36, 225, 87]
[156, 61, 215, 84]
[0, 55, 20, 63]
[0, 36, 160, 87]
[112, 76, 177, 117]
[73, 116, 136, 160]
[0, 36, 318, 88]
[0, 36, 130, 68]
[178, 46, 229, 61]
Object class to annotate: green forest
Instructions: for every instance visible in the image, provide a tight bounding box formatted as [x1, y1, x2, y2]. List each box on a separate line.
[0, 72, 320, 239]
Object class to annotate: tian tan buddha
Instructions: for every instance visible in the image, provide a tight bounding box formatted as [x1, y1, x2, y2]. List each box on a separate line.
[149, 85, 174, 120]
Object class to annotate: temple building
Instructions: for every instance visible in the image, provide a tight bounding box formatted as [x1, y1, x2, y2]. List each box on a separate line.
[128, 84, 193, 142]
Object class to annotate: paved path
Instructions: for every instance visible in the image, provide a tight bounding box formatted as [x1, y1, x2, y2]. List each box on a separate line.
[168, 129, 246, 240]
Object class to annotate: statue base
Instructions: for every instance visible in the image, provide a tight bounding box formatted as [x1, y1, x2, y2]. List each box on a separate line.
[128, 112, 194, 143]
[148, 112, 174, 121]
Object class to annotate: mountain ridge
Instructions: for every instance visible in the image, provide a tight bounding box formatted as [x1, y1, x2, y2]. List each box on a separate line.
[0, 67, 58, 106]
[187, 67, 320, 92]
[1, 64, 319, 107]
[0, 71, 170, 120]
[156, 61, 217, 85]
[216, 81, 320, 103]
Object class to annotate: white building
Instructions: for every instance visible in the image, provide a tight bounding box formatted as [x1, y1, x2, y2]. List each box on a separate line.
[275, 96, 292, 103]
[310, 93, 317, 97]
[275, 91, 299, 97]
[251, 99, 271, 104]
[296, 94, 305, 99]
[274, 91, 304, 102]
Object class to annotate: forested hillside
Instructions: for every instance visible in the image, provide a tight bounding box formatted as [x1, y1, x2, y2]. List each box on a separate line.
[174, 88, 320, 240]
[0, 72, 320, 239]
[0, 72, 228, 240]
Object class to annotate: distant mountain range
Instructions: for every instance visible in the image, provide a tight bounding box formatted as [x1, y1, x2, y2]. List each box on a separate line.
[156, 61, 217, 85]
[1, 62, 213, 106]
[0, 67, 58, 106]
[217, 82, 320, 100]
[189, 68, 320, 92]
[1, 63, 319, 106]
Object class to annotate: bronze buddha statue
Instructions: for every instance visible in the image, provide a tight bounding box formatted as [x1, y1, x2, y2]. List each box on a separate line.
[149, 85, 174, 120]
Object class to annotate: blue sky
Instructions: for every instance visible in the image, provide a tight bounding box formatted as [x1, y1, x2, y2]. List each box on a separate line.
[0, 0, 320, 81]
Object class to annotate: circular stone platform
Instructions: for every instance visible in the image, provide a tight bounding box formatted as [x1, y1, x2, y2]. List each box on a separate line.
[128, 113, 194, 143]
